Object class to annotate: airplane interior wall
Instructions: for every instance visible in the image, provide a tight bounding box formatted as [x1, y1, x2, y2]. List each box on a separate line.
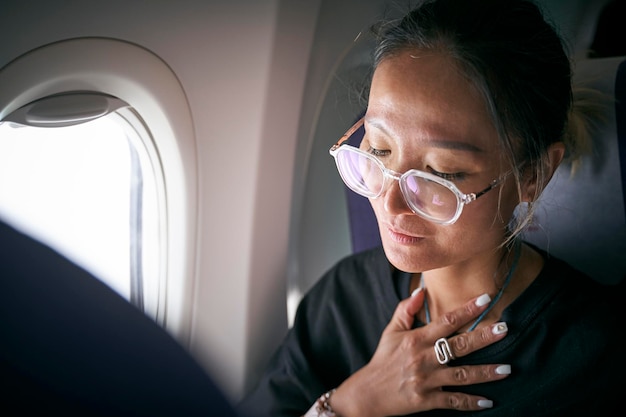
[0, 0, 616, 404]
[0, 0, 319, 400]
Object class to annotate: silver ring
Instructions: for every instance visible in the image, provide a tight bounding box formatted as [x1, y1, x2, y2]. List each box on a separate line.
[434, 337, 455, 365]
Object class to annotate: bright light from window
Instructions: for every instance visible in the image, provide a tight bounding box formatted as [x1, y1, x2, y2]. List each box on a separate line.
[0, 114, 161, 310]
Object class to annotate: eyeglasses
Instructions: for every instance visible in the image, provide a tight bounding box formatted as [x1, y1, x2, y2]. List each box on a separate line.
[329, 117, 509, 225]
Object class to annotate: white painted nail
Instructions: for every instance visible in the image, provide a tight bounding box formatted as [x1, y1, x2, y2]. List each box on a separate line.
[475, 293, 491, 307]
[478, 399, 493, 408]
[411, 287, 423, 297]
[495, 364, 511, 375]
[492, 322, 508, 335]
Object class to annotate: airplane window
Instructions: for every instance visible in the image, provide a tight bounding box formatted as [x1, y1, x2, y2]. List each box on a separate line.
[0, 103, 165, 320]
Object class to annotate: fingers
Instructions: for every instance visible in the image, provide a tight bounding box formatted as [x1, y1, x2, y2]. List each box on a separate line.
[426, 390, 497, 412]
[385, 286, 425, 333]
[430, 360, 512, 389]
[367, 290, 512, 416]
[425, 362, 512, 411]
[426, 320, 512, 411]
[422, 292, 494, 340]
[447, 321, 509, 360]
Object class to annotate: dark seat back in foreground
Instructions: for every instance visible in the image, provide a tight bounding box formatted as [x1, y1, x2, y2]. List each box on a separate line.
[0, 218, 239, 416]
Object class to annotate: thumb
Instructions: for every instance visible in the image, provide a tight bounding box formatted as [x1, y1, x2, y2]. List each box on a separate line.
[385, 287, 425, 333]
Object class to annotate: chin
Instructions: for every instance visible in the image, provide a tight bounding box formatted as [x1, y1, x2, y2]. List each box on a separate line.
[382, 238, 432, 273]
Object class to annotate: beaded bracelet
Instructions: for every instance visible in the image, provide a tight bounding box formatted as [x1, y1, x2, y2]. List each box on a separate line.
[303, 388, 337, 417]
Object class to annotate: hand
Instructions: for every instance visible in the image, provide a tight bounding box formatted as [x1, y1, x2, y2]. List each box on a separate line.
[330, 288, 511, 417]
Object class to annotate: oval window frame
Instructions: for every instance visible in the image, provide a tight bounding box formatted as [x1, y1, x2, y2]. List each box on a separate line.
[0, 37, 197, 342]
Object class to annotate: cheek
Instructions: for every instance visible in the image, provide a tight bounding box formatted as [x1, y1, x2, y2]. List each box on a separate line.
[370, 204, 490, 272]
[461, 189, 517, 233]
[368, 185, 517, 272]
[494, 184, 522, 224]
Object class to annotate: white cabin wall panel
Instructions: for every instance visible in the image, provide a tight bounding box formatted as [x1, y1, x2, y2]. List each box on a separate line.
[179, 4, 279, 400]
[242, 0, 322, 397]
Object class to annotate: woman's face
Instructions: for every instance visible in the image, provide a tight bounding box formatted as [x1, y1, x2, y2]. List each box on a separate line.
[365, 50, 520, 273]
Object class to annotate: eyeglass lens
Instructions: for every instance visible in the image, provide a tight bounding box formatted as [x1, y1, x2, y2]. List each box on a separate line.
[336, 148, 459, 222]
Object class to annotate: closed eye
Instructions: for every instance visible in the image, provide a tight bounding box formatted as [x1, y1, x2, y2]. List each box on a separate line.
[366, 146, 390, 158]
[428, 168, 466, 181]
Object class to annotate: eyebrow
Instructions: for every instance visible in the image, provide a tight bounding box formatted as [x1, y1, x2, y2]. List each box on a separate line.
[366, 119, 485, 153]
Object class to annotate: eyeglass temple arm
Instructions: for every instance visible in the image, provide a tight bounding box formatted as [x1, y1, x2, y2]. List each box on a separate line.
[467, 172, 512, 203]
[329, 117, 365, 152]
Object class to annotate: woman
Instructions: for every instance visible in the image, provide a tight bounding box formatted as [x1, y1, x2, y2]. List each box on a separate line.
[239, 0, 623, 416]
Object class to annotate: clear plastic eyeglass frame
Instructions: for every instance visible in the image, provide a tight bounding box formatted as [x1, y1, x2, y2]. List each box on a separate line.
[329, 117, 510, 225]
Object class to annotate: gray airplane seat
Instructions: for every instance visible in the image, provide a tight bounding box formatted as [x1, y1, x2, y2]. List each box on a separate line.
[344, 56, 626, 288]
[521, 56, 626, 286]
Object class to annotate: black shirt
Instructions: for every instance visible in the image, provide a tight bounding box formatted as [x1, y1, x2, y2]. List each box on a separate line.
[240, 245, 624, 417]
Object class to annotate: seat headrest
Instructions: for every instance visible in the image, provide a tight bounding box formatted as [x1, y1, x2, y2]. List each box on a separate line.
[523, 56, 626, 285]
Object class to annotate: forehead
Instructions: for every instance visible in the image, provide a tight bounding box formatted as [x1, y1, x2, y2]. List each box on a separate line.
[366, 50, 498, 153]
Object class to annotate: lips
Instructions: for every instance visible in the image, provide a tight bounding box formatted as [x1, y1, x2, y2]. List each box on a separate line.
[386, 225, 424, 244]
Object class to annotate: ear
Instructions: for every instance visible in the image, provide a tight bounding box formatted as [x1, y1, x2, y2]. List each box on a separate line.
[521, 142, 566, 202]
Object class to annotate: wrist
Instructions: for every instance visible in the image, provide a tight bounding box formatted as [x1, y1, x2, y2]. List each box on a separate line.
[303, 389, 338, 417]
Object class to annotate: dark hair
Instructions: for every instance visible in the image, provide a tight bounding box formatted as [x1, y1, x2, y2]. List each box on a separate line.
[369, 0, 596, 238]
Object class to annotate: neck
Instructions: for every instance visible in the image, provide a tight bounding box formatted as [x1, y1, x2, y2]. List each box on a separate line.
[414, 242, 525, 330]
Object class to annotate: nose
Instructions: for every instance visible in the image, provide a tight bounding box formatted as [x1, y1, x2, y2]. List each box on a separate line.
[381, 177, 413, 215]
